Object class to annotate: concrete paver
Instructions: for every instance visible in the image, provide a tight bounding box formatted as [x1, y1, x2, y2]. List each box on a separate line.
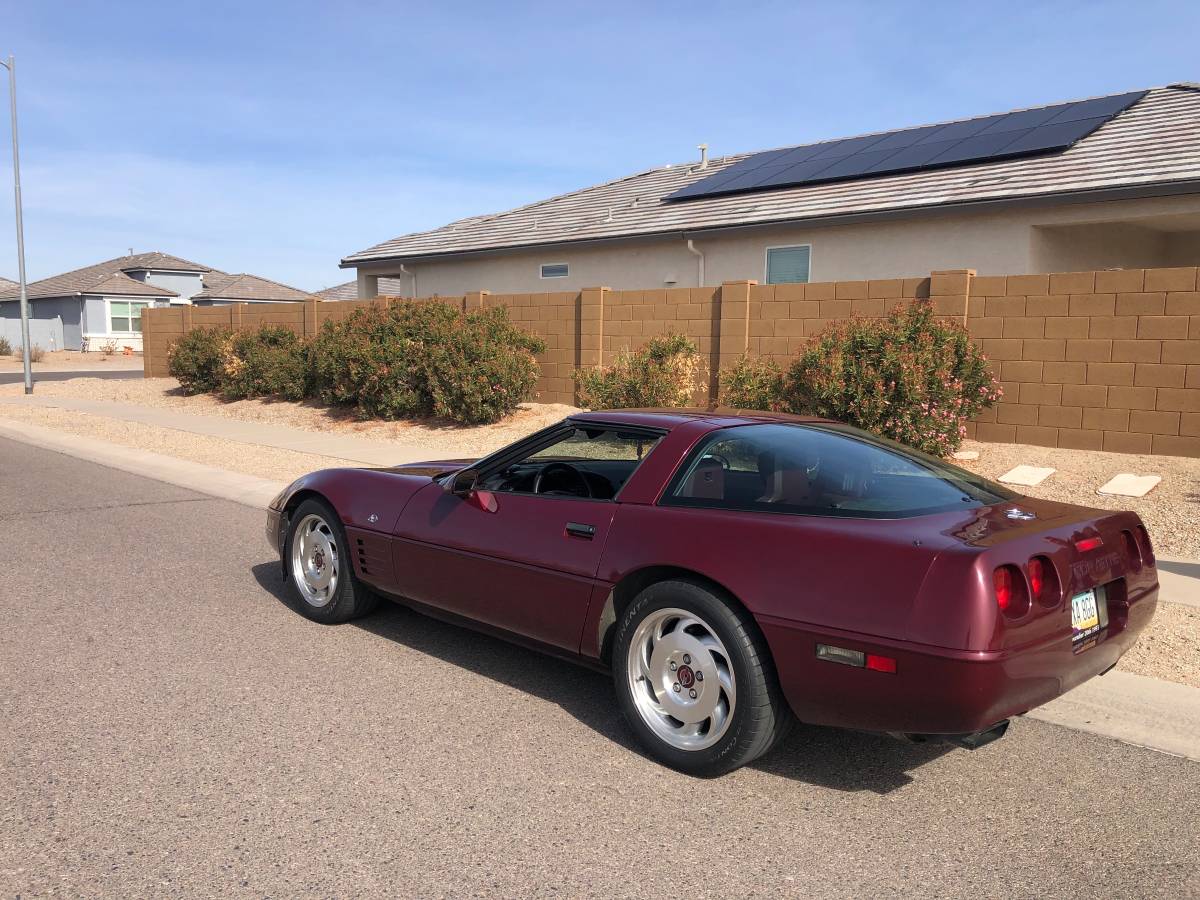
[3, 436, 1199, 897]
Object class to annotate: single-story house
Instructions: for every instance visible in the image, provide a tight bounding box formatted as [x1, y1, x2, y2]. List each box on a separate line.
[0, 252, 320, 351]
[317, 277, 408, 301]
[191, 273, 320, 306]
[342, 84, 1200, 297]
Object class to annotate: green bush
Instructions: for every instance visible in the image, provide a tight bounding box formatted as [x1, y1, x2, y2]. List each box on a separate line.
[219, 326, 309, 401]
[574, 333, 701, 410]
[719, 355, 785, 411]
[782, 301, 1001, 455]
[310, 299, 545, 424]
[0, 336, 11, 356]
[168, 327, 231, 394]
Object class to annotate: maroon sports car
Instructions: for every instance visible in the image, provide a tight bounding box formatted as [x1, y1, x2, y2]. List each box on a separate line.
[266, 410, 1158, 775]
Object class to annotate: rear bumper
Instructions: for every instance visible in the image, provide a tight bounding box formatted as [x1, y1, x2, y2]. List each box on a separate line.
[761, 584, 1158, 735]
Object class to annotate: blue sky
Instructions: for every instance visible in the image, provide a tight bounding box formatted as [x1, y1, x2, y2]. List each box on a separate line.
[0, 0, 1196, 290]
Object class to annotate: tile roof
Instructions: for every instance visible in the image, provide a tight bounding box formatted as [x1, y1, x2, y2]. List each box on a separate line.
[194, 273, 319, 303]
[316, 277, 411, 301]
[0, 276, 17, 293]
[343, 85, 1200, 266]
[0, 251, 213, 301]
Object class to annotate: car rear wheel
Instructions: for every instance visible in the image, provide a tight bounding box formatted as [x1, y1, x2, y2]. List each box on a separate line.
[613, 579, 791, 776]
[285, 498, 377, 624]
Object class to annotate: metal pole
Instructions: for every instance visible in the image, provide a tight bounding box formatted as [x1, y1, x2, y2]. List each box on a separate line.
[1, 56, 31, 393]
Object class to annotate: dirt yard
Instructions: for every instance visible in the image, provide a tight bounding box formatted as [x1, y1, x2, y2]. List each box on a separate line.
[0, 349, 143, 371]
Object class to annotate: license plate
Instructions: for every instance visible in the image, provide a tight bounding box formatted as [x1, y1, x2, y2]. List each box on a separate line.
[1071, 589, 1101, 642]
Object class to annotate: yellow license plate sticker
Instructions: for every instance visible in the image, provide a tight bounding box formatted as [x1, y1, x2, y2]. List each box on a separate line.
[1071, 589, 1100, 640]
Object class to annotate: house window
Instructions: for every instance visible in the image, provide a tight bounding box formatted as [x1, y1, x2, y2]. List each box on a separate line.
[765, 246, 811, 284]
[110, 301, 149, 333]
[540, 263, 569, 279]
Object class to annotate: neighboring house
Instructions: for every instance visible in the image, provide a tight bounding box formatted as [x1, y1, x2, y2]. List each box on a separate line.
[0, 276, 16, 293]
[317, 277, 410, 301]
[0, 252, 319, 351]
[343, 84, 1200, 297]
[191, 273, 320, 306]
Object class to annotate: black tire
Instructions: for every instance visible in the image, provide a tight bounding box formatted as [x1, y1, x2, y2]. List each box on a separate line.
[612, 579, 792, 777]
[283, 498, 378, 624]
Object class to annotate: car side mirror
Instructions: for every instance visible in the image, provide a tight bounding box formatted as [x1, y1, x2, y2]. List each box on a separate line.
[445, 468, 478, 496]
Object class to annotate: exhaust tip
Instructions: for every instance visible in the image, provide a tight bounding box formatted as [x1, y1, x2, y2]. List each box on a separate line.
[944, 720, 1010, 750]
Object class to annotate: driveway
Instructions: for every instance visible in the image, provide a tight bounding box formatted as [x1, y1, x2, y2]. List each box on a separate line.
[1, 436, 1198, 897]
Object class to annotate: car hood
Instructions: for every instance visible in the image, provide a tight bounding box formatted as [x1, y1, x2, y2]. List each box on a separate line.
[379, 459, 475, 479]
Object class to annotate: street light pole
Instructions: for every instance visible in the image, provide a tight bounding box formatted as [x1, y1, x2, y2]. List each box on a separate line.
[0, 55, 32, 394]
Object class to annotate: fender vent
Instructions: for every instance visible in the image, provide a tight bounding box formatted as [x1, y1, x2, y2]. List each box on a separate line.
[356, 538, 370, 575]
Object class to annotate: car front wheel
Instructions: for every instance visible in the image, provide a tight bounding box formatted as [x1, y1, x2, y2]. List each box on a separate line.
[613, 579, 791, 776]
[284, 498, 377, 624]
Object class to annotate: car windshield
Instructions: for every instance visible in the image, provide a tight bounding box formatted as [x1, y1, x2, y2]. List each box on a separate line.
[665, 423, 1015, 519]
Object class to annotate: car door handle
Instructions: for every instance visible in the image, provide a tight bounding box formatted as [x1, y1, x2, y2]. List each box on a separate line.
[565, 522, 596, 539]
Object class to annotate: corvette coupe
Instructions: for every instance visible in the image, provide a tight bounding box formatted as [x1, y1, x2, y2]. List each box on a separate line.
[266, 410, 1158, 775]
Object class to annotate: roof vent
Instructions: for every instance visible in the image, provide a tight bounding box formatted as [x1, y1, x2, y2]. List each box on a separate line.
[697, 143, 709, 170]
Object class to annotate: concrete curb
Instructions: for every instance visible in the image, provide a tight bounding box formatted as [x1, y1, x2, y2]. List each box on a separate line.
[1028, 669, 1200, 762]
[1157, 557, 1200, 609]
[0, 419, 286, 509]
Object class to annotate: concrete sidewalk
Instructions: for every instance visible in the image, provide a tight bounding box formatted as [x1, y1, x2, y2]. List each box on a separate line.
[0, 393, 438, 466]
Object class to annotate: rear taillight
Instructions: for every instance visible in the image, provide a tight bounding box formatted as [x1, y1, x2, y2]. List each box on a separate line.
[1122, 530, 1143, 571]
[1075, 536, 1104, 552]
[1136, 525, 1156, 566]
[993, 565, 1028, 617]
[993, 567, 1012, 611]
[1027, 555, 1060, 607]
[1027, 558, 1044, 598]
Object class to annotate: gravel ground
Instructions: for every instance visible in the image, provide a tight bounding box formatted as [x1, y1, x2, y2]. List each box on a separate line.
[0, 376, 579, 457]
[0, 350, 143, 371]
[0, 404, 360, 483]
[953, 439, 1200, 560]
[1118, 602, 1200, 688]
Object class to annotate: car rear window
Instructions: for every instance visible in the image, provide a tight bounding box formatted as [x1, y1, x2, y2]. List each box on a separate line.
[663, 423, 1015, 519]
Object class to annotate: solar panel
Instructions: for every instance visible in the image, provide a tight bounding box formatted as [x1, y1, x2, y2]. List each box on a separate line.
[666, 90, 1147, 203]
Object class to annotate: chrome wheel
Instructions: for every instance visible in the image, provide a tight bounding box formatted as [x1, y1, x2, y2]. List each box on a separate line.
[290, 513, 340, 608]
[625, 607, 736, 752]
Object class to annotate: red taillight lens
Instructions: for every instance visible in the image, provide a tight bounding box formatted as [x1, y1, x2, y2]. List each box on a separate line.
[994, 567, 1013, 611]
[994, 564, 1029, 617]
[1075, 536, 1104, 552]
[1028, 557, 1044, 599]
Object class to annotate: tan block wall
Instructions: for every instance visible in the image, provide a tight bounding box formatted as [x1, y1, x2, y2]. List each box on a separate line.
[142, 265, 1200, 458]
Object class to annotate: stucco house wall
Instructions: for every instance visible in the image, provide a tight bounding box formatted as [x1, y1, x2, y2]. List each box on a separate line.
[355, 194, 1200, 298]
[125, 268, 205, 301]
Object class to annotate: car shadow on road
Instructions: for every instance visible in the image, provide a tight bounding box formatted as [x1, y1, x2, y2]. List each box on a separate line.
[252, 562, 952, 794]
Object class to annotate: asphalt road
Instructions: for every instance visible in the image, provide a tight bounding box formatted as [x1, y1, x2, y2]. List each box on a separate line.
[0, 369, 142, 385]
[2, 436, 1198, 898]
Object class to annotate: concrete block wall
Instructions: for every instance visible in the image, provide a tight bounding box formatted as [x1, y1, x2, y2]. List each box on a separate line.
[141, 266, 1200, 458]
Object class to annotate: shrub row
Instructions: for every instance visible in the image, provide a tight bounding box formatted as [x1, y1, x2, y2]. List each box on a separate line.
[719, 301, 1001, 456]
[168, 300, 546, 425]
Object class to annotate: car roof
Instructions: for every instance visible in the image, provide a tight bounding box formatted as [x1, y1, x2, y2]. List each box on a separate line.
[569, 408, 838, 430]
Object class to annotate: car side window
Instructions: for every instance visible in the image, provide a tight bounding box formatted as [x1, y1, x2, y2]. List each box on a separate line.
[477, 427, 663, 500]
[666, 424, 1010, 519]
